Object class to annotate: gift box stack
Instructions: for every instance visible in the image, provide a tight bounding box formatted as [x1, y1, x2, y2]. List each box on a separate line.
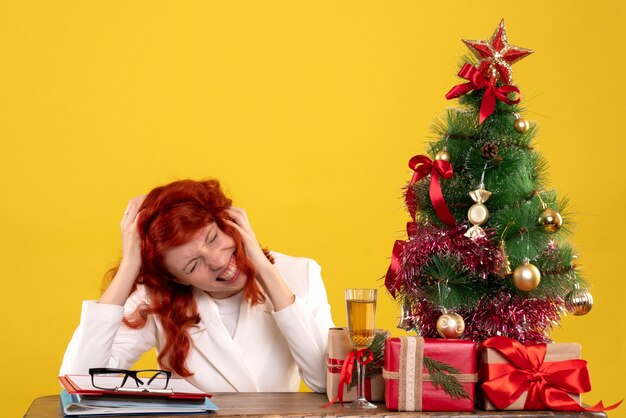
[325, 332, 619, 412]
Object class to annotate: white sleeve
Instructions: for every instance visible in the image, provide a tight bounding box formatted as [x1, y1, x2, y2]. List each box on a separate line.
[271, 258, 335, 393]
[59, 292, 158, 376]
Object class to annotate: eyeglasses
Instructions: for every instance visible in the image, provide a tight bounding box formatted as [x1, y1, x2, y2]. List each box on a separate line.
[89, 368, 172, 393]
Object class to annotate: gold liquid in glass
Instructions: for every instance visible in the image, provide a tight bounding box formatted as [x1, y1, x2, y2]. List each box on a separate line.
[346, 299, 376, 348]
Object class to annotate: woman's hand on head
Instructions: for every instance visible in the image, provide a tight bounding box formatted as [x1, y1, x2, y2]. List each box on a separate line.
[224, 207, 271, 272]
[99, 195, 146, 306]
[225, 207, 295, 311]
[119, 195, 146, 272]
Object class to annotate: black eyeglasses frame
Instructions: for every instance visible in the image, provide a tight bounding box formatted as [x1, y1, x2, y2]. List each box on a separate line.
[88, 368, 172, 393]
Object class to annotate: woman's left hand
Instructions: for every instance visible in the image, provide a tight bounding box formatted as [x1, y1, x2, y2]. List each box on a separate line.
[224, 207, 273, 273]
[225, 207, 295, 311]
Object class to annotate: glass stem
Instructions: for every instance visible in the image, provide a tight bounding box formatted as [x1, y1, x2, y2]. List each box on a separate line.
[357, 359, 365, 400]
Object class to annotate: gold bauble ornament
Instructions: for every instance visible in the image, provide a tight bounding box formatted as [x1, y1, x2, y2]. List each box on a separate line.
[436, 312, 465, 339]
[565, 286, 593, 316]
[538, 208, 563, 233]
[512, 261, 541, 291]
[514, 117, 529, 133]
[435, 149, 450, 162]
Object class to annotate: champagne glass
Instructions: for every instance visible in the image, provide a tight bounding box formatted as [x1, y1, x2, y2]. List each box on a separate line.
[345, 288, 377, 409]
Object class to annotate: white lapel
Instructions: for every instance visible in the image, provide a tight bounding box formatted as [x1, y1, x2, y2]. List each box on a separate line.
[189, 288, 258, 391]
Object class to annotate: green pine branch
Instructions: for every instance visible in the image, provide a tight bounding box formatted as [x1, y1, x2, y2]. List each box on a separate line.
[423, 356, 471, 400]
[530, 242, 587, 298]
[420, 254, 483, 310]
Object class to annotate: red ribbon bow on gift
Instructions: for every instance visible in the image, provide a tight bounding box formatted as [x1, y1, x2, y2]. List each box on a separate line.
[322, 348, 374, 408]
[405, 155, 456, 227]
[445, 63, 521, 124]
[480, 336, 622, 412]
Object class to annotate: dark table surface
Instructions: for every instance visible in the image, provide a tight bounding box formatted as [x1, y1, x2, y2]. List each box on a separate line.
[24, 392, 609, 418]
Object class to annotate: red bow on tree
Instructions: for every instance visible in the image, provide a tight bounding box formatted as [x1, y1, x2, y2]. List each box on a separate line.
[385, 221, 417, 298]
[384, 240, 405, 298]
[389, 155, 455, 298]
[405, 155, 456, 227]
[445, 63, 521, 124]
[479, 337, 622, 412]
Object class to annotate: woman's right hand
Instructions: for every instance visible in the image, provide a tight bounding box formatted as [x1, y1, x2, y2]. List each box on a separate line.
[98, 195, 146, 305]
[119, 195, 146, 272]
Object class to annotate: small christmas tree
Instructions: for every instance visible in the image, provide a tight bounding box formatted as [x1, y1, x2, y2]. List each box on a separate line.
[386, 20, 593, 344]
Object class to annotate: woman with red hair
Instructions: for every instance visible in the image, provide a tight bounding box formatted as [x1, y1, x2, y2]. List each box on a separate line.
[60, 179, 334, 392]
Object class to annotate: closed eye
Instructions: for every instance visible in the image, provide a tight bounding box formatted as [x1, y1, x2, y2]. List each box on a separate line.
[186, 259, 199, 274]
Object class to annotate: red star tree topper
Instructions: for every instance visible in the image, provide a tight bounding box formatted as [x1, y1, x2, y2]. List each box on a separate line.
[463, 19, 533, 84]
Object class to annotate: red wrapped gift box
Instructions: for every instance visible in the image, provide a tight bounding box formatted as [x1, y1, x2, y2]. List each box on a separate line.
[477, 336, 622, 413]
[383, 336, 477, 411]
[479, 337, 582, 410]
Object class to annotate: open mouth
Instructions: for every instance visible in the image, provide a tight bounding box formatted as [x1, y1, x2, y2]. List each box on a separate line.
[215, 257, 240, 283]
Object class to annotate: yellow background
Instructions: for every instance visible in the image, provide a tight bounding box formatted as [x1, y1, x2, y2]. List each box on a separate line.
[1, 1, 624, 416]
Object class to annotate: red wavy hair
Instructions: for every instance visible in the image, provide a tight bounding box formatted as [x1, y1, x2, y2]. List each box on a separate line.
[102, 179, 265, 377]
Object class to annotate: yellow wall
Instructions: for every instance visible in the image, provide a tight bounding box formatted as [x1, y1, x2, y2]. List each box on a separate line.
[1, 1, 624, 416]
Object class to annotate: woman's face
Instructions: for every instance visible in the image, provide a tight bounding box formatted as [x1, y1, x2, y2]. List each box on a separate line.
[162, 223, 247, 299]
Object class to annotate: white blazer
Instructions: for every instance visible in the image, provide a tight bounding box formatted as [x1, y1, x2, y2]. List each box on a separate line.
[60, 253, 335, 392]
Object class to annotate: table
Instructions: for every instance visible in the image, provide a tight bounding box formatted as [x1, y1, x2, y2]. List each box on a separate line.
[24, 392, 609, 418]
